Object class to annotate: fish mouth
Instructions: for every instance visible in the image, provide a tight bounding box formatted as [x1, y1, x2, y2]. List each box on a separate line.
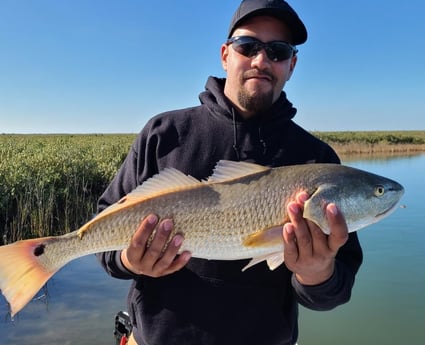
[375, 200, 400, 218]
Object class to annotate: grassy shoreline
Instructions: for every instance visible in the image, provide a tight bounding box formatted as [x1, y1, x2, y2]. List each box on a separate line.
[1, 131, 424, 241]
[313, 130, 425, 159]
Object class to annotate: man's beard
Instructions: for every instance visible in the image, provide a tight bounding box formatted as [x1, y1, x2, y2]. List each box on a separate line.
[237, 87, 274, 114]
[237, 70, 276, 114]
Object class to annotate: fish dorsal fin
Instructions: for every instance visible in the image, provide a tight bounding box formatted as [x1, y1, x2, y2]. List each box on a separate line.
[207, 160, 270, 183]
[78, 168, 201, 237]
[134, 168, 200, 197]
[110, 168, 200, 210]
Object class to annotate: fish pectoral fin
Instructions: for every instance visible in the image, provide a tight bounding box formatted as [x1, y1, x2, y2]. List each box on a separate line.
[303, 184, 337, 235]
[243, 226, 283, 248]
[207, 160, 270, 183]
[242, 252, 284, 271]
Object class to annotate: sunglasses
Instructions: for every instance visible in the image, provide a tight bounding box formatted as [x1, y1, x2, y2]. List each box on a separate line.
[226, 36, 298, 62]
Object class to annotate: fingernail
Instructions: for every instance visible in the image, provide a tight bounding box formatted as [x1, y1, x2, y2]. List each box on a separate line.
[284, 224, 294, 235]
[174, 235, 183, 247]
[182, 252, 192, 261]
[147, 214, 158, 224]
[163, 219, 173, 232]
[328, 203, 338, 216]
[289, 203, 299, 214]
[298, 192, 309, 203]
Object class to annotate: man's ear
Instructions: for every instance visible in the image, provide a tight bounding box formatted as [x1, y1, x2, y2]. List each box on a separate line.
[287, 55, 298, 81]
[221, 44, 230, 71]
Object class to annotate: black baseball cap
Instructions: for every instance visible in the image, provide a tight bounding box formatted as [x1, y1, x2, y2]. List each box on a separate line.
[228, 0, 308, 45]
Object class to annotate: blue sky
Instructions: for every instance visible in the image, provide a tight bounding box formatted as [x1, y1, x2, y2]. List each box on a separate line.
[0, 0, 424, 133]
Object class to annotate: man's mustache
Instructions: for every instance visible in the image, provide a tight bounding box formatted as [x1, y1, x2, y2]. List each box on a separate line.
[242, 69, 276, 83]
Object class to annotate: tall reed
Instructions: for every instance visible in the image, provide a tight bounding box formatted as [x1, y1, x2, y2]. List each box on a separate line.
[0, 134, 134, 243]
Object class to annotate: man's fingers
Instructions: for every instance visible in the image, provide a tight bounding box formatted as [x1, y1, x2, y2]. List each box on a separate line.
[152, 234, 185, 275]
[155, 244, 192, 276]
[138, 218, 181, 276]
[326, 203, 349, 252]
[295, 191, 309, 205]
[126, 214, 159, 263]
[286, 202, 313, 256]
[131, 214, 158, 247]
[283, 223, 298, 261]
[123, 214, 192, 276]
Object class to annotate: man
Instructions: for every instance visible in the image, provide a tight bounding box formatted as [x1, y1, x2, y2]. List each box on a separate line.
[98, 1, 363, 344]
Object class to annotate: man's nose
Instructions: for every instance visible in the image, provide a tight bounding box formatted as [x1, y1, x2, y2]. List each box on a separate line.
[250, 49, 272, 68]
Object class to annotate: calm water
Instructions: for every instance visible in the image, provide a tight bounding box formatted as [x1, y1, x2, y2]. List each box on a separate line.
[1, 155, 424, 345]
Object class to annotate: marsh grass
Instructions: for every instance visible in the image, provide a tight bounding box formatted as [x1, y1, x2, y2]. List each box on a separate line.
[314, 131, 425, 157]
[0, 134, 134, 242]
[1, 131, 424, 242]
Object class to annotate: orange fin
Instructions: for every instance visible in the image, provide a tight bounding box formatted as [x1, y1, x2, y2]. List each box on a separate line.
[243, 226, 284, 248]
[242, 227, 285, 271]
[242, 252, 285, 271]
[0, 238, 57, 316]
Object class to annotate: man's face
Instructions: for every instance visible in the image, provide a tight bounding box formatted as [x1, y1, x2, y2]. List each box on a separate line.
[222, 15, 297, 118]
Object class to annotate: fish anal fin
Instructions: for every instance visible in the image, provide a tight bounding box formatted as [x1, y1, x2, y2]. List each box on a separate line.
[243, 225, 283, 248]
[207, 160, 270, 183]
[0, 238, 58, 316]
[242, 252, 284, 271]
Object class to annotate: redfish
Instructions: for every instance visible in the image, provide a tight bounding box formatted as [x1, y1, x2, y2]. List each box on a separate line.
[0, 160, 404, 316]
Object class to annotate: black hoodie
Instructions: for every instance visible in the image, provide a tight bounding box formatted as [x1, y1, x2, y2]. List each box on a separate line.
[97, 77, 362, 345]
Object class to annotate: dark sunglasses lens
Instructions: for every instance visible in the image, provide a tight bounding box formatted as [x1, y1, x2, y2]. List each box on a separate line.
[231, 37, 294, 62]
[233, 41, 259, 58]
[267, 42, 294, 61]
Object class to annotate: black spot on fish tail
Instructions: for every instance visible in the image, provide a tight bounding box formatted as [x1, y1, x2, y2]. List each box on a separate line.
[34, 244, 46, 257]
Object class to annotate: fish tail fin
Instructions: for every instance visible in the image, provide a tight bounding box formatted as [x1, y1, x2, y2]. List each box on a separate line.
[0, 237, 57, 317]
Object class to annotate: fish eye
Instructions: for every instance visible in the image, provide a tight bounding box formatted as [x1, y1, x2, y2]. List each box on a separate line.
[374, 185, 385, 197]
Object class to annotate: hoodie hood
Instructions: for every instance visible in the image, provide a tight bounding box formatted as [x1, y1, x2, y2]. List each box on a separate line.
[199, 76, 297, 124]
[198, 76, 299, 163]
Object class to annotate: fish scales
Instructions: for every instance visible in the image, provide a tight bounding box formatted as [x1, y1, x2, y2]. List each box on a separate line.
[0, 160, 404, 316]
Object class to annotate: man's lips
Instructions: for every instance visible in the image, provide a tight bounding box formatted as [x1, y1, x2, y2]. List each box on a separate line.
[247, 75, 271, 81]
[243, 70, 274, 83]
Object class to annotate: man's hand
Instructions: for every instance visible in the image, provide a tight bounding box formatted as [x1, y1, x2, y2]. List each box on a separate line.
[121, 214, 191, 277]
[283, 191, 349, 285]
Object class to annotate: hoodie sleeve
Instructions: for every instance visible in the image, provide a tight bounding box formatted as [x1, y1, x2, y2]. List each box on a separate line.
[291, 232, 363, 310]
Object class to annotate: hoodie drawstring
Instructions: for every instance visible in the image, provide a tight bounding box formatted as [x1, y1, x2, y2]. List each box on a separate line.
[232, 108, 241, 161]
[258, 126, 267, 156]
[231, 108, 268, 160]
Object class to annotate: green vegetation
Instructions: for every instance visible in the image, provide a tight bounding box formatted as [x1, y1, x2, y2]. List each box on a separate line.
[313, 131, 425, 145]
[1, 131, 424, 242]
[313, 131, 425, 157]
[0, 134, 135, 242]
